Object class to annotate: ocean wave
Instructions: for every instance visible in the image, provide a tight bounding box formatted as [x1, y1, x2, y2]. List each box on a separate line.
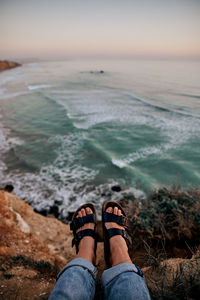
[0, 122, 23, 174]
[28, 84, 51, 90]
[0, 164, 146, 218]
[0, 131, 146, 217]
[0, 75, 17, 85]
[123, 91, 200, 119]
[0, 91, 29, 100]
[177, 93, 200, 100]
[0, 126, 22, 153]
[111, 118, 200, 168]
[0, 87, 6, 95]
[111, 159, 126, 168]
[47, 88, 200, 149]
[0, 132, 96, 213]
[48, 89, 154, 129]
[123, 145, 170, 166]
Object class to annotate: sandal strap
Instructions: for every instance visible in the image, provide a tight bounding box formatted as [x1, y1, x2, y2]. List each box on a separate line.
[72, 229, 96, 249]
[70, 214, 96, 231]
[107, 228, 128, 240]
[103, 212, 127, 226]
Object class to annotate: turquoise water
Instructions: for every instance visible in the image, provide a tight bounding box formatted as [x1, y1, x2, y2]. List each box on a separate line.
[0, 59, 199, 216]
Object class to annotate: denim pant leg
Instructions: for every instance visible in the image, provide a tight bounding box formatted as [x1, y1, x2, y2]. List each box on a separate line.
[101, 263, 151, 300]
[49, 258, 97, 300]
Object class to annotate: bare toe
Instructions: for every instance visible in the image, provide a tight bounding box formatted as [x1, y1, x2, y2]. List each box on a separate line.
[105, 205, 124, 231]
[118, 209, 122, 216]
[86, 207, 92, 214]
[114, 206, 118, 215]
[81, 208, 86, 217]
[78, 210, 82, 218]
[106, 207, 113, 213]
[76, 206, 95, 234]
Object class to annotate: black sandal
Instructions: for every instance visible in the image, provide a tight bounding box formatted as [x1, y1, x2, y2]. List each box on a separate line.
[70, 203, 97, 254]
[102, 200, 131, 268]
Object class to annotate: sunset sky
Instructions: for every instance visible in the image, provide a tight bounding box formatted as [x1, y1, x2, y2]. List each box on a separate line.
[1, 0, 200, 60]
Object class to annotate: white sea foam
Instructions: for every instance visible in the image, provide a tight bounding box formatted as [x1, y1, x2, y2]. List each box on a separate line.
[112, 159, 126, 168]
[0, 122, 23, 174]
[49, 89, 153, 129]
[0, 87, 6, 95]
[111, 108, 200, 169]
[0, 126, 20, 153]
[28, 84, 51, 90]
[0, 132, 97, 212]
[0, 130, 146, 217]
[112, 129, 196, 169]
[0, 91, 29, 100]
[0, 75, 16, 85]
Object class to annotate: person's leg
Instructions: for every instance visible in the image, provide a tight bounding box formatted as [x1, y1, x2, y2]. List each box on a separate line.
[49, 207, 97, 300]
[101, 206, 151, 300]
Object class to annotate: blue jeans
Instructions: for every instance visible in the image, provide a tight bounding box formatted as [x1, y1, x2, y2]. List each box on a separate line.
[49, 258, 151, 300]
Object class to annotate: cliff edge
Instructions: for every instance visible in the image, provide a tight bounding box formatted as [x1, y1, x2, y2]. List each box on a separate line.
[0, 190, 199, 299]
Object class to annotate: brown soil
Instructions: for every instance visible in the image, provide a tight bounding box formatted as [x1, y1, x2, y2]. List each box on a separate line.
[0, 191, 106, 299]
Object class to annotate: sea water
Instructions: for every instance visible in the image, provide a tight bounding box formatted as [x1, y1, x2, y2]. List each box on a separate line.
[0, 59, 199, 217]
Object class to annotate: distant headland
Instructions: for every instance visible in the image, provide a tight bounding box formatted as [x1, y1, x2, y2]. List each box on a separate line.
[0, 60, 22, 71]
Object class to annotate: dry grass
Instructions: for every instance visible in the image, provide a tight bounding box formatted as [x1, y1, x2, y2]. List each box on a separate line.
[145, 253, 200, 300]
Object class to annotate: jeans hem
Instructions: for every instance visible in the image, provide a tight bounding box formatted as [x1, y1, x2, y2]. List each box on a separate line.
[101, 262, 143, 287]
[57, 258, 97, 281]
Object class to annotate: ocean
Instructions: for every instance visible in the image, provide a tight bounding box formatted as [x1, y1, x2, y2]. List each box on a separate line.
[0, 59, 199, 217]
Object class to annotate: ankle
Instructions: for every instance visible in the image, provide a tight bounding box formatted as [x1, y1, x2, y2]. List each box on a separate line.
[110, 235, 132, 266]
[76, 237, 95, 264]
[110, 235, 128, 251]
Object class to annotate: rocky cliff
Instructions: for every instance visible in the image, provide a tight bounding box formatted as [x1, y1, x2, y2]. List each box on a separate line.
[0, 190, 199, 299]
[0, 191, 106, 299]
[0, 60, 22, 71]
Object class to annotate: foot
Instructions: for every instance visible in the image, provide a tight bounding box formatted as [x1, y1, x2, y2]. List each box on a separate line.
[76, 207, 96, 265]
[105, 206, 132, 266]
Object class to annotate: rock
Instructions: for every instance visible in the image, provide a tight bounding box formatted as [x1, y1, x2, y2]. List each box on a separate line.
[54, 199, 63, 205]
[65, 211, 75, 222]
[4, 184, 14, 193]
[0, 60, 22, 72]
[49, 205, 59, 218]
[14, 210, 30, 233]
[34, 207, 49, 216]
[111, 185, 122, 192]
[89, 70, 104, 74]
[0, 190, 74, 265]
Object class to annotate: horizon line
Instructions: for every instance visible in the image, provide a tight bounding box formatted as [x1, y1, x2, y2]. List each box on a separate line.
[2, 54, 200, 63]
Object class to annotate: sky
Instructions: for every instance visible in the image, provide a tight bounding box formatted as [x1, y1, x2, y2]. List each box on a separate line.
[1, 0, 200, 60]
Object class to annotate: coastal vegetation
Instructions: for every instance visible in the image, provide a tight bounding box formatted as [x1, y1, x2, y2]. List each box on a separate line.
[121, 187, 200, 299]
[123, 187, 200, 257]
